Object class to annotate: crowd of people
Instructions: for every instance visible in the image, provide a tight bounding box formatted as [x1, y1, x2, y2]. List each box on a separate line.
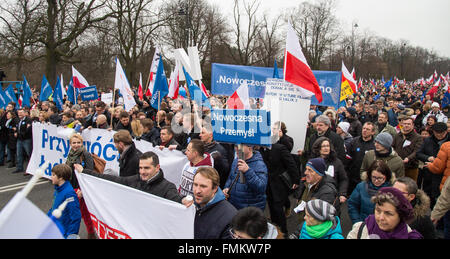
[2, 78, 450, 240]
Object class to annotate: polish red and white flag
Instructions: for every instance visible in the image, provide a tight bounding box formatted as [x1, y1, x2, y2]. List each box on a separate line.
[72, 66, 89, 89]
[226, 82, 251, 110]
[283, 22, 322, 103]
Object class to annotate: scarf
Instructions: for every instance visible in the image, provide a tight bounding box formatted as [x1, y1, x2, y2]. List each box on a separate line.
[66, 148, 85, 168]
[375, 147, 392, 158]
[364, 214, 422, 239]
[305, 220, 333, 239]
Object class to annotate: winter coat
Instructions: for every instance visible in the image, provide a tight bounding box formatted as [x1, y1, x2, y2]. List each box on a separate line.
[422, 110, 448, 126]
[416, 134, 449, 163]
[345, 136, 375, 189]
[299, 217, 344, 239]
[83, 168, 183, 203]
[118, 142, 142, 177]
[224, 151, 268, 210]
[4, 117, 19, 149]
[140, 127, 160, 145]
[375, 122, 397, 139]
[67, 148, 94, 190]
[47, 181, 81, 238]
[392, 130, 423, 169]
[431, 176, 450, 221]
[114, 121, 132, 135]
[323, 157, 349, 198]
[204, 141, 230, 189]
[16, 116, 32, 140]
[346, 117, 362, 138]
[361, 149, 405, 178]
[409, 189, 436, 239]
[427, 141, 450, 191]
[194, 188, 238, 239]
[260, 142, 299, 203]
[309, 128, 346, 163]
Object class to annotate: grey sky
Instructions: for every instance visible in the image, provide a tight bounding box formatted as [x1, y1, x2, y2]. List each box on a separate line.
[209, 0, 450, 58]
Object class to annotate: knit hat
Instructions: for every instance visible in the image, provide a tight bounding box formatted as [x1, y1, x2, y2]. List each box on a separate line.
[306, 157, 326, 177]
[377, 187, 414, 223]
[337, 122, 350, 134]
[346, 107, 357, 117]
[305, 199, 336, 222]
[375, 132, 393, 149]
[431, 102, 440, 108]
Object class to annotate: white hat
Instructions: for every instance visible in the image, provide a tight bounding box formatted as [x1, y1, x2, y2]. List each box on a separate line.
[431, 102, 440, 108]
[338, 122, 350, 134]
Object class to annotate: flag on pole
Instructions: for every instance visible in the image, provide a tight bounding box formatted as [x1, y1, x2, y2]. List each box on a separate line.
[53, 77, 64, 111]
[273, 59, 280, 79]
[5, 84, 18, 108]
[226, 82, 251, 109]
[341, 62, 357, 94]
[199, 80, 210, 98]
[442, 91, 450, 108]
[146, 47, 161, 98]
[138, 73, 144, 101]
[182, 67, 207, 102]
[351, 68, 356, 80]
[72, 66, 89, 89]
[384, 78, 393, 92]
[283, 21, 322, 103]
[67, 79, 78, 104]
[114, 58, 137, 112]
[150, 56, 169, 109]
[22, 75, 33, 107]
[39, 75, 53, 101]
[0, 87, 7, 109]
[168, 63, 180, 99]
[60, 74, 66, 98]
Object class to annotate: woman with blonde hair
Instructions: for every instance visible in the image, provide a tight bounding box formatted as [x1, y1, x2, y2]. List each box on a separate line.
[131, 119, 144, 138]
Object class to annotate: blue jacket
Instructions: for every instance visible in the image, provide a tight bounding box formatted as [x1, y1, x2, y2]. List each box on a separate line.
[48, 181, 81, 238]
[299, 217, 344, 239]
[194, 187, 237, 239]
[224, 151, 268, 210]
[347, 181, 390, 224]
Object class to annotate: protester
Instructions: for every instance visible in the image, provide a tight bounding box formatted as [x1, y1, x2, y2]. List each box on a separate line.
[14, 108, 32, 174]
[48, 164, 82, 239]
[375, 112, 397, 138]
[193, 167, 237, 239]
[179, 139, 213, 197]
[392, 116, 423, 181]
[113, 130, 142, 177]
[347, 187, 423, 239]
[336, 121, 353, 148]
[348, 160, 394, 224]
[2, 110, 19, 168]
[423, 102, 448, 126]
[154, 126, 180, 150]
[360, 132, 405, 178]
[74, 152, 186, 203]
[114, 111, 132, 134]
[299, 199, 344, 239]
[230, 207, 281, 239]
[223, 144, 268, 210]
[393, 177, 436, 239]
[139, 118, 160, 144]
[344, 106, 362, 137]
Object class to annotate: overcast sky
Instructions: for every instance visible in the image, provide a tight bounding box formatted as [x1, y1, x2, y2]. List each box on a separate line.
[209, 0, 450, 58]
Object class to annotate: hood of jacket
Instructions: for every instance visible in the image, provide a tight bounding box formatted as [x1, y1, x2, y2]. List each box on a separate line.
[412, 189, 430, 219]
[190, 152, 213, 167]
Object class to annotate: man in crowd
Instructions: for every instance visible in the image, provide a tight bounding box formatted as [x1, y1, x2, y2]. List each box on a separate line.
[392, 117, 423, 182]
[113, 130, 141, 177]
[375, 112, 397, 138]
[14, 108, 33, 174]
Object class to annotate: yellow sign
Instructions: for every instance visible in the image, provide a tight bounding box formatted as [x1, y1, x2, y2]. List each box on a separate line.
[340, 80, 354, 101]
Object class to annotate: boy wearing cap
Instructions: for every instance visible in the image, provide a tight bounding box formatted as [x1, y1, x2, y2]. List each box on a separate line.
[361, 132, 405, 178]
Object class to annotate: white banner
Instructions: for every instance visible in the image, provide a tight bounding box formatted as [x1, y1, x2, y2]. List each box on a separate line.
[75, 171, 196, 239]
[27, 123, 188, 189]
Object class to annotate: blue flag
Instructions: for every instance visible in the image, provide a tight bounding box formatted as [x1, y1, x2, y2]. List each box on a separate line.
[384, 78, 392, 92]
[150, 56, 169, 109]
[0, 86, 7, 109]
[443, 91, 450, 108]
[273, 59, 280, 79]
[22, 75, 33, 107]
[182, 67, 207, 102]
[4, 84, 18, 108]
[53, 77, 64, 110]
[40, 75, 53, 101]
[67, 79, 78, 104]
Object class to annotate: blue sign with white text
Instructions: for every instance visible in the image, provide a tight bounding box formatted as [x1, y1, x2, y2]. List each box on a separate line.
[211, 109, 271, 146]
[79, 85, 99, 101]
[211, 63, 342, 108]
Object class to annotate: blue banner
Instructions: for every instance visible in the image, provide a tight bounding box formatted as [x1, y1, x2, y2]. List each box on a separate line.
[211, 109, 271, 146]
[79, 85, 98, 101]
[211, 63, 342, 108]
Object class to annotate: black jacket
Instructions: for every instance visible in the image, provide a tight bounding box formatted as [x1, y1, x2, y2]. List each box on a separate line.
[294, 174, 339, 213]
[261, 142, 299, 203]
[119, 143, 142, 177]
[416, 134, 450, 163]
[115, 121, 132, 135]
[82, 169, 182, 203]
[345, 136, 376, 187]
[16, 116, 32, 140]
[140, 127, 160, 145]
[204, 141, 230, 189]
[309, 128, 346, 162]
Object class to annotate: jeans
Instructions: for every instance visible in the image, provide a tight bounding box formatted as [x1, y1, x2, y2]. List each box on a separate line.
[16, 139, 32, 171]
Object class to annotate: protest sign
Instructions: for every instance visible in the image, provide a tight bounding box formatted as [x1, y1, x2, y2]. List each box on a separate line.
[101, 92, 113, 106]
[75, 171, 196, 239]
[79, 85, 99, 101]
[210, 109, 271, 146]
[27, 123, 188, 188]
[211, 63, 341, 108]
[263, 78, 312, 153]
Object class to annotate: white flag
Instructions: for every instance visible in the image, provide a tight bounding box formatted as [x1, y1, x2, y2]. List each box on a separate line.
[0, 192, 64, 239]
[114, 58, 137, 112]
[75, 171, 196, 239]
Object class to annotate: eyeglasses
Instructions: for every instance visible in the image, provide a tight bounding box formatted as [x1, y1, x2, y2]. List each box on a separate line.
[371, 176, 386, 182]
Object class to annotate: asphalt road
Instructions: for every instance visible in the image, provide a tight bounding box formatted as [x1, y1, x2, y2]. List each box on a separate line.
[1, 162, 353, 239]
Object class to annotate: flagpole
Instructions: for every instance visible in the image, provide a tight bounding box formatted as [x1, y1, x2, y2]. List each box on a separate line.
[110, 88, 116, 127]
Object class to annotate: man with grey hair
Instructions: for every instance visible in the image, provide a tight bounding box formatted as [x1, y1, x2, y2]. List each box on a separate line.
[300, 115, 346, 163]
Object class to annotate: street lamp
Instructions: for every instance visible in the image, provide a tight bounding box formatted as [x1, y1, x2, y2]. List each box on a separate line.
[177, 2, 189, 50]
[351, 22, 359, 69]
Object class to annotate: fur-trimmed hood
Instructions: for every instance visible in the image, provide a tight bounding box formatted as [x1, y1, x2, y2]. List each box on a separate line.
[412, 189, 430, 219]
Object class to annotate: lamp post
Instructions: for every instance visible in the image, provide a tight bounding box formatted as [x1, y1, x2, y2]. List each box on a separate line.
[177, 1, 190, 50]
[351, 22, 358, 69]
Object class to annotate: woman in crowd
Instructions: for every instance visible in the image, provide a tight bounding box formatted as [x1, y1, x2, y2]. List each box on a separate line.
[299, 199, 344, 239]
[347, 187, 423, 239]
[347, 160, 394, 224]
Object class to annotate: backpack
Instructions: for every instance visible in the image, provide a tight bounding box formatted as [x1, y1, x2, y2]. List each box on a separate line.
[91, 153, 106, 174]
